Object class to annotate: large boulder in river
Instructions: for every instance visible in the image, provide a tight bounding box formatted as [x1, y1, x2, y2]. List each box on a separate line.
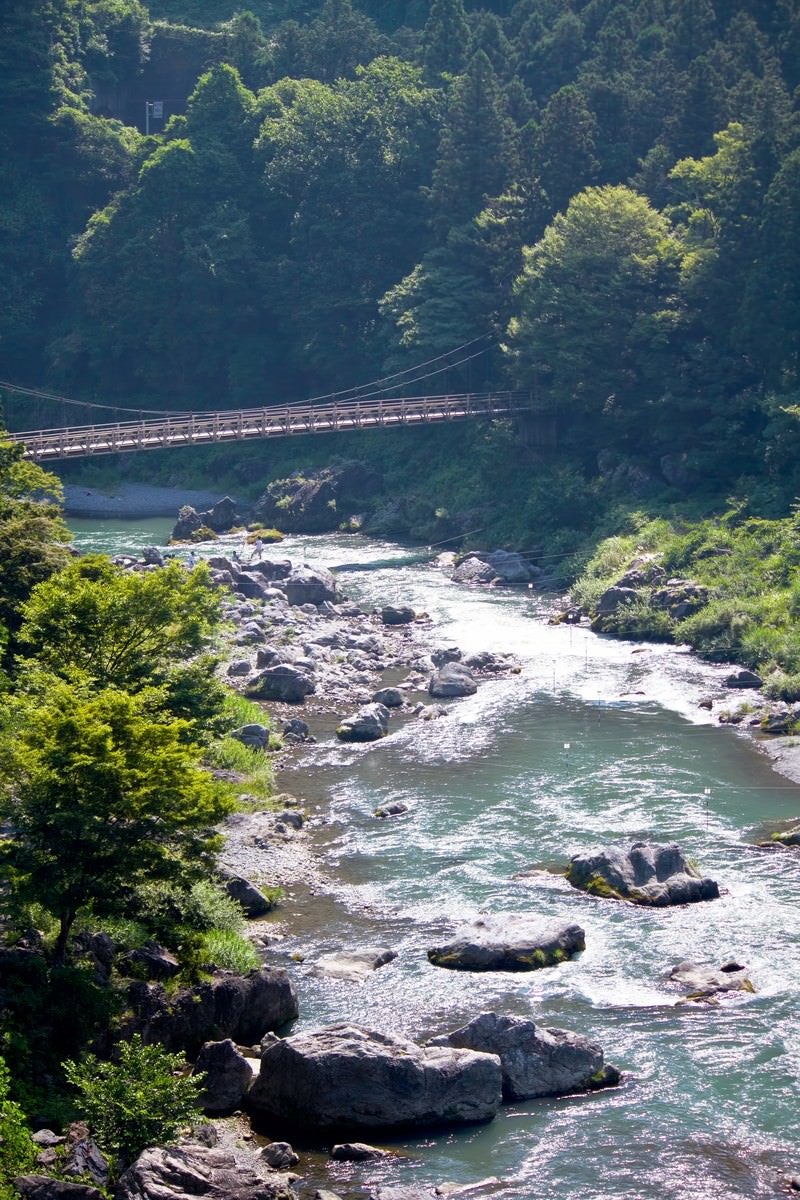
[126, 967, 298, 1055]
[725, 668, 763, 689]
[202, 497, 238, 534]
[483, 550, 536, 584]
[246, 1024, 502, 1133]
[429, 662, 477, 698]
[452, 551, 536, 586]
[245, 665, 315, 704]
[667, 960, 755, 1004]
[284, 565, 337, 606]
[427, 915, 585, 971]
[381, 605, 415, 626]
[115, 1144, 295, 1200]
[566, 842, 719, 906]
[193, 1039, 254, 1115]
[336, 703, 389, 742]
[428, 1012, 611, 1100]
[314, 948, 397, 982]
[172, 506, 203, 541]
[172, 499, 239, 541]
[451, 556, 496, 585]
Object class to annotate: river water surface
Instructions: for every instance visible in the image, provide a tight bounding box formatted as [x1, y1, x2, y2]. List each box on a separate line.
[70, 519, 800, 1199]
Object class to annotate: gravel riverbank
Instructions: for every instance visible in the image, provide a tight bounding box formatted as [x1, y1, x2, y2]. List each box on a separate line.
[63, 482, 229, 518]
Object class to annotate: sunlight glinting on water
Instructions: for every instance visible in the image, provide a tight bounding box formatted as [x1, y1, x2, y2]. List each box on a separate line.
[69, 523, 800, 1199]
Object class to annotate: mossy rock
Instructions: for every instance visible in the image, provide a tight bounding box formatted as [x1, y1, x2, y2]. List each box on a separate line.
[189, 525, 218, 543]
[565, 868, 626, 902]
[246, 527, 284, 543]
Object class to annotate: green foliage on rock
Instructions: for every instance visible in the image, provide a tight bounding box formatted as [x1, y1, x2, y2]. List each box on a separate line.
[63, 1035, 204, 1169]
[573, 509, 800, 678]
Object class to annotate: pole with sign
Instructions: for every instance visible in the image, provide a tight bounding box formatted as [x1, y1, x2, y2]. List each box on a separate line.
[145, 100, 164, 135]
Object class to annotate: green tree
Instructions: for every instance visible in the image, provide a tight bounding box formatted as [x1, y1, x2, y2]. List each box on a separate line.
[525, 84, 598, 217]
[422, 0, 470, 79]
[507, 184, 683, 453]
[468, 11, 513, 80]
[742, 147, 800, 388]
[0, 1056, 36, 1200]
[64, 1036, 203, 1169]
[429, 51, 517, 238]
[0, 684, 234, 965]
[380, 223, 498, 368]
[0, 433, 70, 663]
[300, 0, 387, 83]
[256, 58, 441, 386]
[72, 65, 268, 404]
[17, 556, 222, 696]
[517, 11, 584, 104]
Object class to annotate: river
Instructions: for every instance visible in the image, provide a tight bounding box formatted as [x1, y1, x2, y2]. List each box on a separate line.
[69, 518, 800, 1199]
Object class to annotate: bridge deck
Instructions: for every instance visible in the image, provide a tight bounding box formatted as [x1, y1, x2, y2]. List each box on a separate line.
[10, 392, 527, 461]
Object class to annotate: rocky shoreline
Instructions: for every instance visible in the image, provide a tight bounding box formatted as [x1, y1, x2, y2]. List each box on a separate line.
[39, 497, 799, 1200]
[88, 534, 634, 1200]
[104, 528, 798, 1185]
[63, 483, 226, 519]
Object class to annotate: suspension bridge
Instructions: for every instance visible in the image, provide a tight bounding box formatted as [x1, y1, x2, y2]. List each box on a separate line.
[7, 390, 532, 463]
[2, 337, 545, 462]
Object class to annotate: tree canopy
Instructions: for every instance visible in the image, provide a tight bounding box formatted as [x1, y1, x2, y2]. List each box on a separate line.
[17, 554, 222, 692]
[0, 682, 233, 965]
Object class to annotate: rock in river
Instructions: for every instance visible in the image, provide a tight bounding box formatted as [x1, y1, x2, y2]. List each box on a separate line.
[427, 915, 585, 971]
[314, 948, 397, 982]
[126, 967, 298, 1055]
[428, 1012, 615, 1100]
[668, 960, 755, 1004]
[193, 1039, 254, 1116]
[336, 702, 390, 742]
[429, 662, 477, 698]
[565, 841, 719, 906]
[284, 565, 337, 606]
[245, 665, 315, 704]
[381, 605, 415, 626]
[246, 1024, 502, 1133]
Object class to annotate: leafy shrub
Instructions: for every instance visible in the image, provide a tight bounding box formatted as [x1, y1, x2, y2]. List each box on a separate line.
[200, 928, 259, 973]
[571, 534, 640, 610]
[763, 670, 800, 702]
[596, 599, 676, 642]
[0, 1056, 36, 1200]
[209, 691, 273, 744]
[205, 735, 274, 800]
[182, 879, 245, 934]
[64, 1036, 204, 1170]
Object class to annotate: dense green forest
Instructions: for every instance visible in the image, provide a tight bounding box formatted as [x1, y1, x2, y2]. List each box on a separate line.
[2, 0, 800, 562]
[2, 0, 798, 476]
[3, 0, 800, 1172]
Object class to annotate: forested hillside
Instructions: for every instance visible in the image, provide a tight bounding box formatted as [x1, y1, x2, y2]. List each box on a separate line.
[2, 0, 800, 535]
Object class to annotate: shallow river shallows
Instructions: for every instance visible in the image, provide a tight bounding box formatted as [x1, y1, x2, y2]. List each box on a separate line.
[70, 520, 800, 1200]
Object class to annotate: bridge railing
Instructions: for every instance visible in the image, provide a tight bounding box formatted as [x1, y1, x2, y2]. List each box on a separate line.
[9, 391, 532, 461]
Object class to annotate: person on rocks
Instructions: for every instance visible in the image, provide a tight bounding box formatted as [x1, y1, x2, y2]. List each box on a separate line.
[251, 537, 264, 562]
[187, 550, 198, 569]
